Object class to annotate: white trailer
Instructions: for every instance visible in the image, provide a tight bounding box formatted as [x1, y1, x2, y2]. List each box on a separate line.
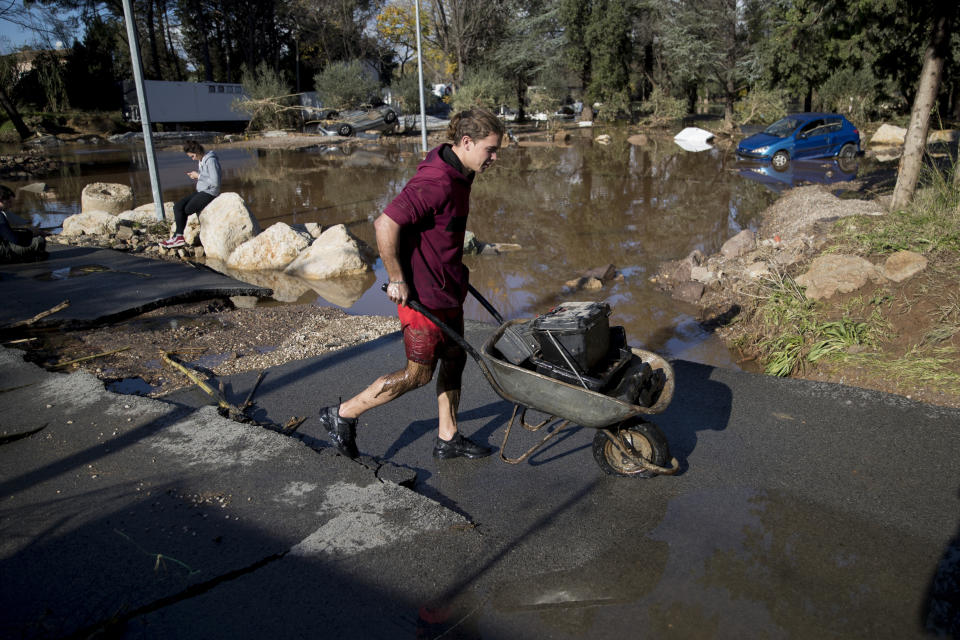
[122, 80, 249, 124]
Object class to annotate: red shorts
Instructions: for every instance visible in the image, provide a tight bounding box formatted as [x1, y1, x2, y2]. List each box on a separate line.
[398, 304, 464, 365]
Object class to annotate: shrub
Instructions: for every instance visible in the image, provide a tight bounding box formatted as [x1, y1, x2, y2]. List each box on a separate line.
[391, 73, 440, 114]
[638, 86, 686, 125]
[235, 62, 296, 131]
[815, 68, 878, 126]
[734, 88, 787, 125]
[449, 67, 511, 113]
[313, 60, 381, 110]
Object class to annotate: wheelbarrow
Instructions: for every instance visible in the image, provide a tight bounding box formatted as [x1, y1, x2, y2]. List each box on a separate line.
[389, 284, 679, 478]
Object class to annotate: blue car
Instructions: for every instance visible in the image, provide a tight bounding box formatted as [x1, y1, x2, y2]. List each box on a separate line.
[737, 113, 861, 171]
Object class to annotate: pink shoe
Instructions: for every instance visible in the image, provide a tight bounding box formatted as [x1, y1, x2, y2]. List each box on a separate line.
[159, 235, 186, 249]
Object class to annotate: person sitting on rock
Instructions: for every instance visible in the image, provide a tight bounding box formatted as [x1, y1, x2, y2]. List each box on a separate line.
[160, 140, 221, 249]
[0, 184, 46, 263]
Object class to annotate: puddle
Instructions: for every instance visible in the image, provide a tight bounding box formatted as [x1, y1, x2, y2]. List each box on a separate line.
[106, 376, 159, 396]
[33, 264, 151, 280]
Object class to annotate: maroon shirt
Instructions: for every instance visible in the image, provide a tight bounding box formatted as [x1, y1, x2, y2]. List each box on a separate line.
[383, 144, 473, 310]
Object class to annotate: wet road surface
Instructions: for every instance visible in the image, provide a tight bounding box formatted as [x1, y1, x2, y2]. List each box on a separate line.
[164, 322, 960, 638]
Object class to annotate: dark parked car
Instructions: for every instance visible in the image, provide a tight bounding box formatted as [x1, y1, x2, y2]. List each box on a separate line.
[737, 113, 861, 171]
[319, 105, 399, 137]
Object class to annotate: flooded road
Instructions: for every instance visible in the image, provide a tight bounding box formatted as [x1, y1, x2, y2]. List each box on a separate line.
[5, 132, 778, 368]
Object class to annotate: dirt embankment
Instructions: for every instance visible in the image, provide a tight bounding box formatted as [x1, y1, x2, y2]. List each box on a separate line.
[654, 179, 960, 409]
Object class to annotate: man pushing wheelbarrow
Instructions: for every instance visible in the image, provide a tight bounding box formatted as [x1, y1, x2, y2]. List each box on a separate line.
[318, 107, 505, 461]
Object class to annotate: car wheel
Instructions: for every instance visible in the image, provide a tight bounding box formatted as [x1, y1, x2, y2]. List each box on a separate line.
[383, 109, 397, 124]
[838, 143, 857, 159]
[772, 150, 790, 171]
[338, 123, 354, 137]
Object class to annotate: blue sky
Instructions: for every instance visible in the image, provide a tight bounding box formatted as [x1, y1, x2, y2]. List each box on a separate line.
[0, 1, 78, 53]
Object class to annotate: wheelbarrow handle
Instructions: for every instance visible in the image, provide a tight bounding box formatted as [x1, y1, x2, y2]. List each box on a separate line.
[467, 283, 504, 324]
[379, 283, 519, 403]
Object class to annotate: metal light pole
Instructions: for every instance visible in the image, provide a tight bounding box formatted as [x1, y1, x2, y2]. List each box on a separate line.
[120, 0, 165, 222]
[414, 0, 428, 153]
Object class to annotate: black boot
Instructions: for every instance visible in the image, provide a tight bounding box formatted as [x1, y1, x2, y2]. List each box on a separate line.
[433, 432, 493, 459]
[319, 405, 358, 458]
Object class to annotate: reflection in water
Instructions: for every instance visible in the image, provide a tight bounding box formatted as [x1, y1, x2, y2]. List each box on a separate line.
[8, 134, 776, 367]
[736, 156, 859, 195]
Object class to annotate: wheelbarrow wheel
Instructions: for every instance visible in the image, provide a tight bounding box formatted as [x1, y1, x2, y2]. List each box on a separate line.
[593, 418, 670, 478]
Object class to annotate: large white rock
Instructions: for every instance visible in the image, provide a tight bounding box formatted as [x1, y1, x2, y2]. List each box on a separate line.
[61, 210, 120, 236]
[118, 201, 175, 225]
[81, 182, 133, 215]
[227, 222, 313, 271]
[184, 213, 201, 246]
[284, 224, 373, 280]
[870, 124, 907, 146]
[795, 254, 885, 300]
[881, 250, 928, 283]
[197, 193, 261, 261]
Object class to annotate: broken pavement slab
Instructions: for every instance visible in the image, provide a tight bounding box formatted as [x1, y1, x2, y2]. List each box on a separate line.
[0, 244, 272, 329]
[0, 347, 467, 638]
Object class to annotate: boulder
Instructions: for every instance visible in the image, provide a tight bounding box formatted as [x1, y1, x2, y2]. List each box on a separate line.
[227, 222, 313, 271]
[927, 129, 958, 144]
[61, 210, 120, 236]
[691, 265, 719, 285]
[721, 229, 755, 259]
[881, 250, 928, 283]
[672, 281, 705, 303]
[745, 262, 771, 279]
[627, 133, 649, 146]
[595, 134, 612, 145]
[197, 193, 261, 260]
[118, 202, 175, 225]
[81, 182, 133, 215]
[795, 254, 885, 300]
[184, 213, 201, 246]
[284, 223, 373, 280]
[870, 124, 907, 146]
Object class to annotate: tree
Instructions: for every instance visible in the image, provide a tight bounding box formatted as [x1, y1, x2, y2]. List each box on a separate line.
[425, 0, 509, 85]
[890, 7, 956, 211]
[313, 59, 381, 109]
[65, 15, 125, 110]
[660, 0, 765, 129]
[492, 0, 563, 121]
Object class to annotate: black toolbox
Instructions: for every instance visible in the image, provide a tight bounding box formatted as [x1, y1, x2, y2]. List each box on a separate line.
[531, 346, 632, 391]
[493, 322, 540, 365]
[531, 302, 611, 372]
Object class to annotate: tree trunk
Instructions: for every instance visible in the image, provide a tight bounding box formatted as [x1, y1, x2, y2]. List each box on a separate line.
[723, 74, 735, 130]
[0, 86, 31, 141]
[145, 0, 162, 78]
[890, 11, 951, 211]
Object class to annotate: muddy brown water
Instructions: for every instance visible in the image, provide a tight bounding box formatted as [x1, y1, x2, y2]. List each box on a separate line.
[4, 133, 781, 368]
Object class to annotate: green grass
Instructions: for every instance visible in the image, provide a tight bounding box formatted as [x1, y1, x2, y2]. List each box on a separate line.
[831, 157, 960, 254]
[752, 272, 881, 377]
[846, 346, 960, 391]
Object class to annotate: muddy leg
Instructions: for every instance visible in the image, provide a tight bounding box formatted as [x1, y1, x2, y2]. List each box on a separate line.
[338, 359, 434, 419]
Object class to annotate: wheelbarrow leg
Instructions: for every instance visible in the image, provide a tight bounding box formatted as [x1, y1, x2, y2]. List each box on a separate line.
[499, 404, 577, 465]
